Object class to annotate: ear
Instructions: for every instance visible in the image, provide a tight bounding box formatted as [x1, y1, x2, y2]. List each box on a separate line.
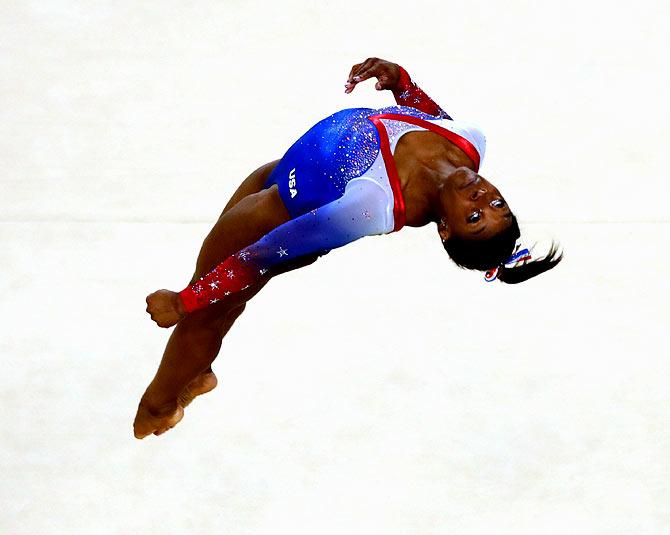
[437, 219, 451, 242]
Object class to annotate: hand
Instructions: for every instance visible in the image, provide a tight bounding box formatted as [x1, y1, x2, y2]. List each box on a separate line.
[344, 57, 401, 94]
[145, 289, 186, 328]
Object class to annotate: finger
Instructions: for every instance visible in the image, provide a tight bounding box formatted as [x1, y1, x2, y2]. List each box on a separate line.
[347, 63, 363, 82]
[375, 74, 392, 91]
[344, 81, 357, 94]
[351, 64, 383, 85]
[348, 58, 374, 81]
[348, 57, 377, 82]
[346, 58, 383, 93]
[350, 58, 378, 82]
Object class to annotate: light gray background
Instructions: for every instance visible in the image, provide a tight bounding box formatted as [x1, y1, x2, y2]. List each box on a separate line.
[2, 1, 668, 533]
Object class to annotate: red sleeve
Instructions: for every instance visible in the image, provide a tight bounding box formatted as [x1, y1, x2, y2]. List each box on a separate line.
[178, 255, 261, 313]
[392, 66, 452, 119]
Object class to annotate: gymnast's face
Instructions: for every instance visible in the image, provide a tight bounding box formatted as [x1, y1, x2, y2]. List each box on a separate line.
[437, 167, 513, 241]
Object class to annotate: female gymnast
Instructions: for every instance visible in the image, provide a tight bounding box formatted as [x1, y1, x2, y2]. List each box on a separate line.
[133, 57, 562, 439]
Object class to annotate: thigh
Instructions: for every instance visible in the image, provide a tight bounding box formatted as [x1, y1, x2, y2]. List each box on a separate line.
[220, 159, 280, 216]
[190, 160, 282, 283]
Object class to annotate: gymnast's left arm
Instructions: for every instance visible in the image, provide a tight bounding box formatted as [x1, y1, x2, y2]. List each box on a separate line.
[345, 57, 452, 119]
[170, 178, 392, 317]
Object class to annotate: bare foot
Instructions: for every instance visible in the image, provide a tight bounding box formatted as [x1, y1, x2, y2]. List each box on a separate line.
[178, 371, 218, 408]
[133, 400, 184, 439]
[132, 372, 217, 439]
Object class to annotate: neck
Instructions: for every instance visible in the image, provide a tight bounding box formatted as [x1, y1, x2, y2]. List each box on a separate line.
[393, 131, 476, 227]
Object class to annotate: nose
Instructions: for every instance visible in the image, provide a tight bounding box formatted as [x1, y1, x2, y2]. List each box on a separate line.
[469, 188, 487, 200]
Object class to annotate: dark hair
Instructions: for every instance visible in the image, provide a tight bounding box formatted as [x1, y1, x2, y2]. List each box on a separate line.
[443, 215, 563, 284]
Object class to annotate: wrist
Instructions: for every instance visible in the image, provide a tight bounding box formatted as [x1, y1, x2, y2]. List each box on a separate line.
[178, 287, 199, 314]
[393, 65, 414, 95]
[173, 291, 187, 317]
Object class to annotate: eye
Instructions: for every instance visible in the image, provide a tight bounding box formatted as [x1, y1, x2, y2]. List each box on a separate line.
[467, 211, 482, 224]
[490, 198, 506, 208]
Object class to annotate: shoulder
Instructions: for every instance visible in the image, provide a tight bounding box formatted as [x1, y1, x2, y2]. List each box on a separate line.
[443, 119, 487, 164]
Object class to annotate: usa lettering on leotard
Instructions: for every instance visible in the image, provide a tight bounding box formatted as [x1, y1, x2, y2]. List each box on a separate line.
[289, 168, 297, 198]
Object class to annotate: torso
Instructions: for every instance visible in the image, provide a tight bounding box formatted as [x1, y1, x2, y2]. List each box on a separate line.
[366, 107, 486, 228]
[394, 130, 478, 227]
[264, 106, 486, 230]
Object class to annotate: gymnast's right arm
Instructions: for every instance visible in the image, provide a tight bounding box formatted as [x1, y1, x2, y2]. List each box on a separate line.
[175, 178, 391, 315]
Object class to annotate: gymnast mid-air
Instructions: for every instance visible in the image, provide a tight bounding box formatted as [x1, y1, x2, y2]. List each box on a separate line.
[133, 57, 562, 439]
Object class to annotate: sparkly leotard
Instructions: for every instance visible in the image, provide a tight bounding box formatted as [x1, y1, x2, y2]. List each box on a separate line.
[179, 71, 486, 313]
[263, 106, 486, 231]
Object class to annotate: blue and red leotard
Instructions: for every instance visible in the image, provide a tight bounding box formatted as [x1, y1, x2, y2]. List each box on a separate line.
[178, 68, 486, 313]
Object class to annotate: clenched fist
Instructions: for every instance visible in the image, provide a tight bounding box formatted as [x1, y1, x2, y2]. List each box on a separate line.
[145, 289, 185, 328]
